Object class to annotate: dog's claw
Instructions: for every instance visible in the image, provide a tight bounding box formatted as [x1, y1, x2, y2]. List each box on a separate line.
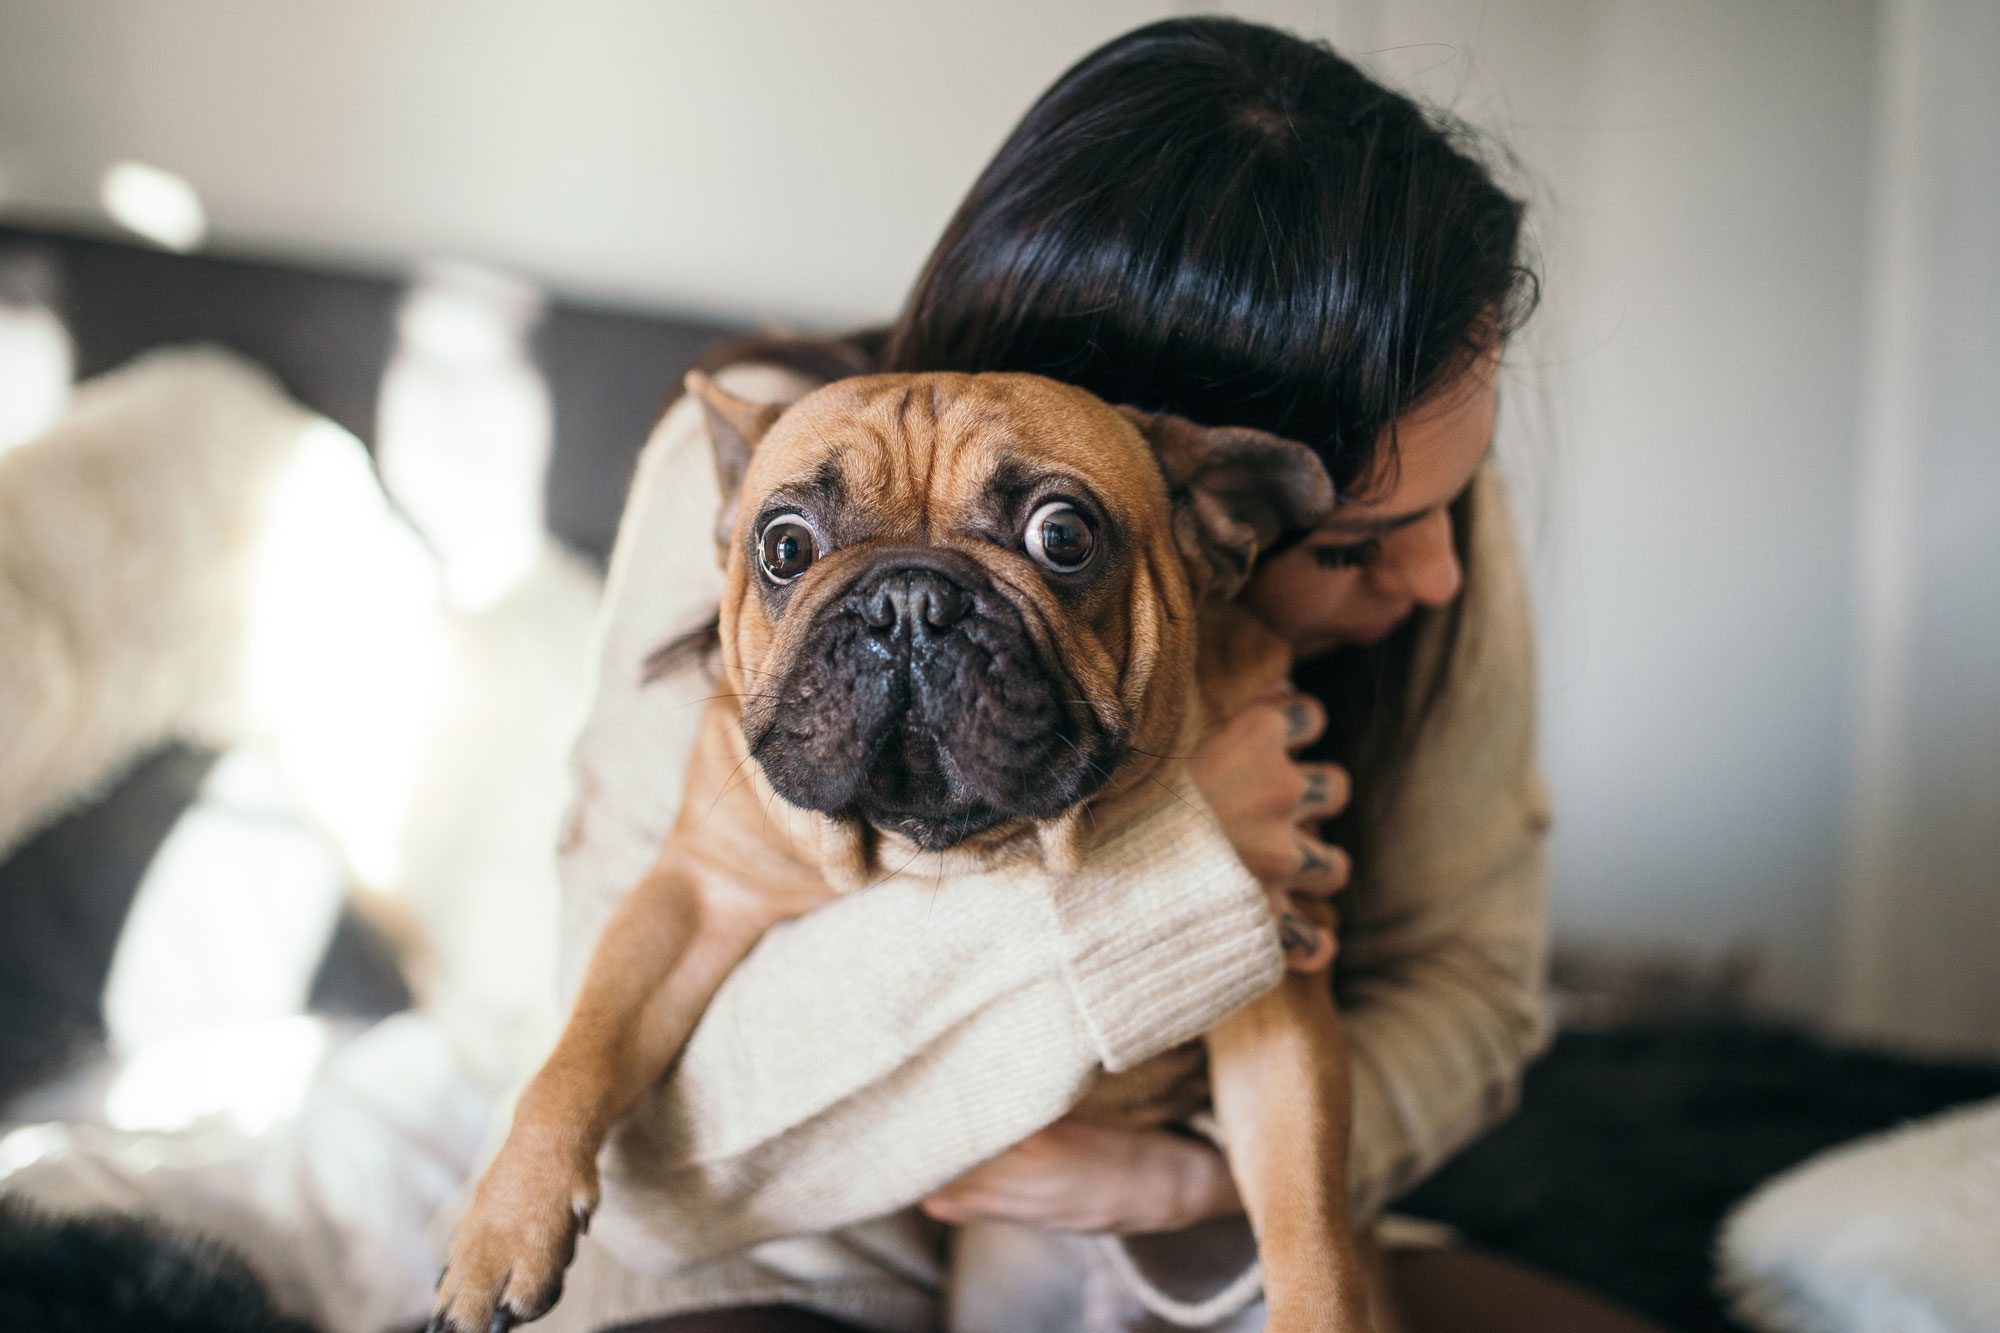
[431, 1148, 595, 1333]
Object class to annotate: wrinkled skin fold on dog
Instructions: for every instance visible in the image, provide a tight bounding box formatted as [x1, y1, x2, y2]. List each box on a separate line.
[432, 371, 1377, 1332]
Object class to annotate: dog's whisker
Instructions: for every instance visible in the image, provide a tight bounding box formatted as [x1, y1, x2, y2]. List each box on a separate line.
[865, 838, 928, 892]
[716, 736, 778, 804]
[699, 747, 761, 830]
[936, 802, 976, 915]
[672, 691, 784, 712]
[1125, 743, 1199, 761]
[1140, 768, 1218, 828]
[1067, 722, 1215, 829]
[1051, 732, 1105, 833]
[924, 850, 943, 939]
[1054, 729, 1117, 790]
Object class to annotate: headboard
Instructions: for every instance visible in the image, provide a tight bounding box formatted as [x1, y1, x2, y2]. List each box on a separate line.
[0, 223, 744, 562]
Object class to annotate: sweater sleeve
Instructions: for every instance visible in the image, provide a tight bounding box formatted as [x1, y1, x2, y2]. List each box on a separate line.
[1336, 462, 1554, 1219]
[1105, 462, 1554, 1321]
[558, 379, 1286, 1273]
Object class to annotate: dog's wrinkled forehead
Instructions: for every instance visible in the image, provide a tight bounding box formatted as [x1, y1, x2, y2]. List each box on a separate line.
[738, 373, 1169, 535]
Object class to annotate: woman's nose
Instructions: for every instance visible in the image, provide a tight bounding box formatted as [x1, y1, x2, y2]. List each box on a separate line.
[1371, 509, 1463, 608]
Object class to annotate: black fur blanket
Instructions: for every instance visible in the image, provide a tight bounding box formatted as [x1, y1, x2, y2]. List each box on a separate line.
[0, 1199, 315, 1333]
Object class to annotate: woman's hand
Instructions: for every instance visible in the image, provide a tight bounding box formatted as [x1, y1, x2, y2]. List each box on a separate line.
[919, 1119, 1241, 1234]
[1187, 687, 1351, 973]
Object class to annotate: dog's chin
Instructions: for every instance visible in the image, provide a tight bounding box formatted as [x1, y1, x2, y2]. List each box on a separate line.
[849, 730, 1131, 850]
[762, 728, 1126, 854]
[859, 799, 1006, 852]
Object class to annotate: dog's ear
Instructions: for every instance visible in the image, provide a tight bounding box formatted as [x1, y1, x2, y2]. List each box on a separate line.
[1120, 408, 1333, 601]
[686, 370, 788, 555]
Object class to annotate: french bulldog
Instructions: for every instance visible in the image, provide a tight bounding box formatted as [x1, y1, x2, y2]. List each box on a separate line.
[432, 370, 1374, 1332]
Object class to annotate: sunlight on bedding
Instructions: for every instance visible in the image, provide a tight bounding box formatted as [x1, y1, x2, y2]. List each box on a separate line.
[378, 260, 552, 613]
[245, 417, 445, 892]
[103, 1017, 332, 1135]
[103, 750, 349, 1051]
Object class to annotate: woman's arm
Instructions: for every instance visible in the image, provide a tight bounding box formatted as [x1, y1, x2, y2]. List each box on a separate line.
[926, 786, 1545, 1232]
[1335, 462, 1553, 1216]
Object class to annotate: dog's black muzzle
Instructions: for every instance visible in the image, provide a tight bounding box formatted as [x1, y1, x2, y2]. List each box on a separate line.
[748, 548, 1119, 850]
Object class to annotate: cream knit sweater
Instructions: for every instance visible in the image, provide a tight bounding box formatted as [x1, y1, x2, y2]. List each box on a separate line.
[539, 365, 1553, 1332]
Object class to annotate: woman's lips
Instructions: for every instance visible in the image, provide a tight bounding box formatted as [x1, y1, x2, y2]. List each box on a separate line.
[1293, 607, 1413, 659]
[1341, 610, 1410, 647]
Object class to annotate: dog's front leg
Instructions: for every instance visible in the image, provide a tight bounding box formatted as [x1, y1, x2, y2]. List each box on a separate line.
[1206, 973, 1376, 1332]
[431, 855, 773, 1333]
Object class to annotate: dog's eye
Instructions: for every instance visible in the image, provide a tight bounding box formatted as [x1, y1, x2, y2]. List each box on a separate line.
[1024, 501, 1095, 573]
[759, 516, 818, 583]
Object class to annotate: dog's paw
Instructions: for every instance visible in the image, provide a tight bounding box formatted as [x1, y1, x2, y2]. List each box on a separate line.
[429, 1147, 599, 1333]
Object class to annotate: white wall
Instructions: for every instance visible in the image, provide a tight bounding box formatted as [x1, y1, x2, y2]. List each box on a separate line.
[6, 1, 1989, 1034]
[0, 0, 1172, 323]
[1511, 2, 1876, 1017]
[1225, 4, 1877, 1018]
[1838, 0, 2000, 1053]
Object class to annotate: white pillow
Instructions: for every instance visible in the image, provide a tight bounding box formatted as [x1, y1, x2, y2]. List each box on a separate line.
[0, 346, 311, 858]
[1720, 1096, 2000, 1333]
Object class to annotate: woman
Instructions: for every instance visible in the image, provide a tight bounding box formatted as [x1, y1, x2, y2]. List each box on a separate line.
[542, 16, 1663, 1333]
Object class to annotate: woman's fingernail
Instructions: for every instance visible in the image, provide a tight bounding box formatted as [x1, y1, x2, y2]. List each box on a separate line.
[1280, 912, 1317, 956]
[1286, 702, 1313, 741]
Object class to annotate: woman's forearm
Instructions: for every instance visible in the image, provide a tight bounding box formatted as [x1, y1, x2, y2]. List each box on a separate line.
[1340, 886, 1551, 1217]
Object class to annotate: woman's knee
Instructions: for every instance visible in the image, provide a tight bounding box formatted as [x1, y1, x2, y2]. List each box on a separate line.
[1384, 1246, 1670, 1333]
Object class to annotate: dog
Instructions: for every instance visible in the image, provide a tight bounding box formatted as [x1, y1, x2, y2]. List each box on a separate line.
[432, 370, 1375, 1332]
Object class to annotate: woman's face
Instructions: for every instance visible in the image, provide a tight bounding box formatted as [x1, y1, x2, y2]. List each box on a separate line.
[1241, 351, 1498, 661]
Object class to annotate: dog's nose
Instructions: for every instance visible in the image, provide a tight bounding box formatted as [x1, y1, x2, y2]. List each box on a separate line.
[860, 567, 971, 636]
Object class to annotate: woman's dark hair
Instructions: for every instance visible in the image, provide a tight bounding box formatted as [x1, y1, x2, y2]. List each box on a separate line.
[874, 17, 1538, 830]
[885, 17, 1533, 492]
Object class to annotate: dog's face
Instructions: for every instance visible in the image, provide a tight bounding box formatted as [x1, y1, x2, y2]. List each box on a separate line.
[693, 371, 1328, 873]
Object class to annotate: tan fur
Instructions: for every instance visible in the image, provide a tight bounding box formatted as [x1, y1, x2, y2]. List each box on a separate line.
[433, 374, 1371, 1332]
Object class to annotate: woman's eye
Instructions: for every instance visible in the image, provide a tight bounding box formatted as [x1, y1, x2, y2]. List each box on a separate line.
[1024, 501, 1096, 572]
[1311, 539, 1380, 571]
[758, 517, 818, 582]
